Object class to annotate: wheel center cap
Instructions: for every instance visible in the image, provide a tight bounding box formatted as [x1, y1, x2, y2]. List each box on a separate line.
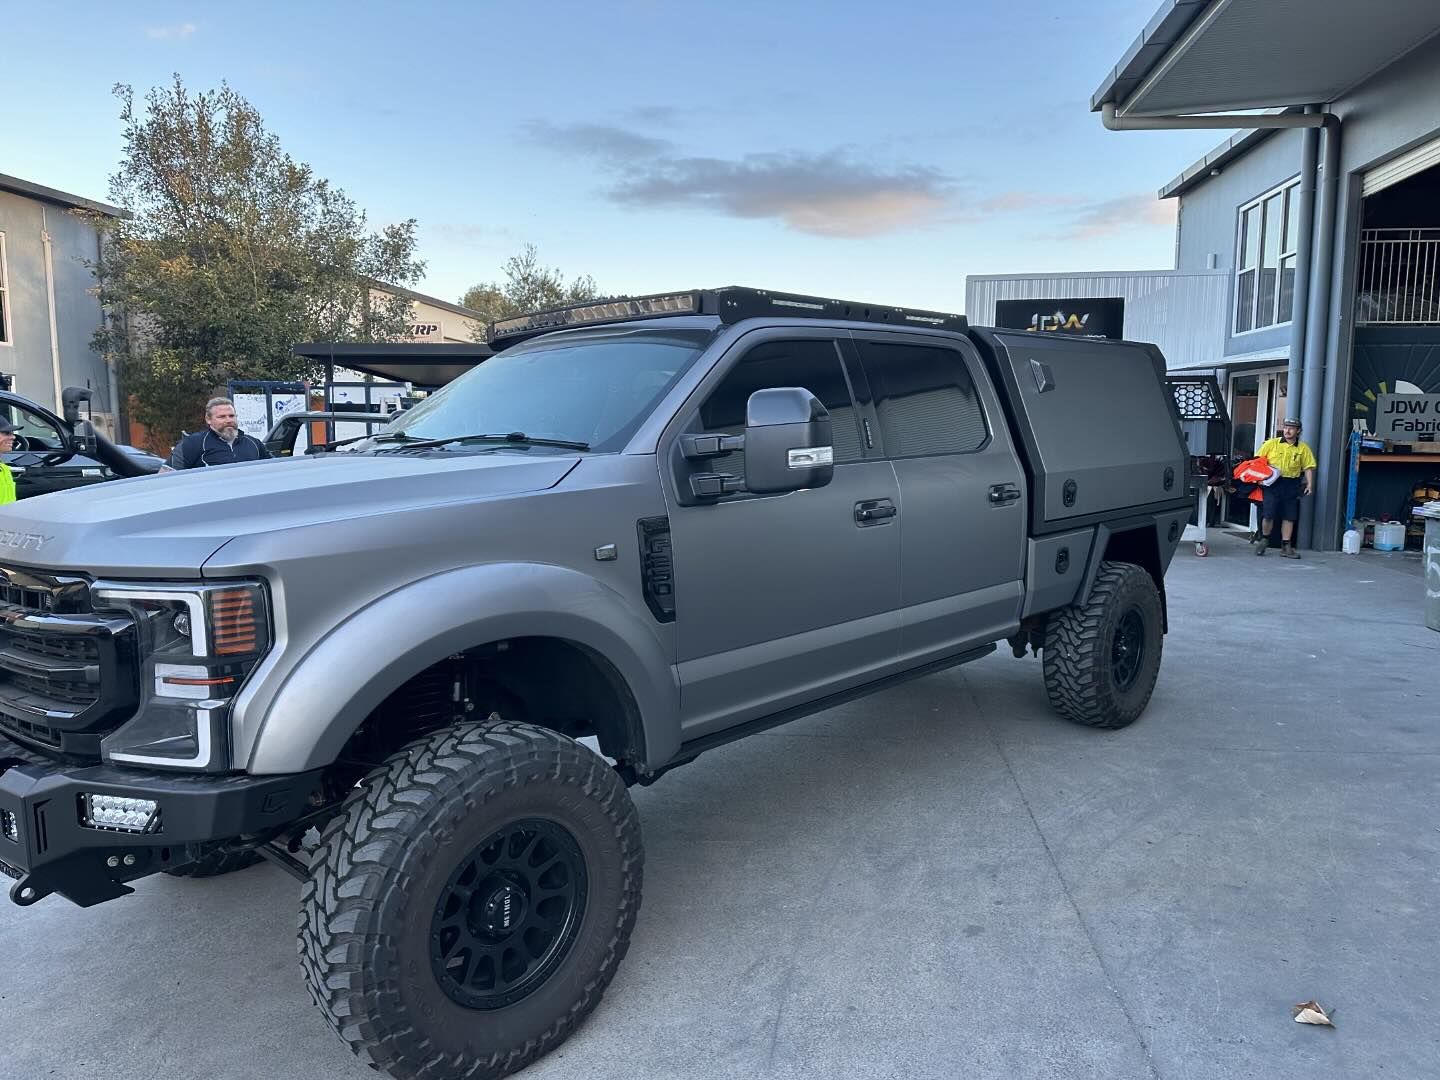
[480, 882, 528, 934]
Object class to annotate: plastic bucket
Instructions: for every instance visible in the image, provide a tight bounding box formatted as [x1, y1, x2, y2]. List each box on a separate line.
[1374, 521, 1406, 551]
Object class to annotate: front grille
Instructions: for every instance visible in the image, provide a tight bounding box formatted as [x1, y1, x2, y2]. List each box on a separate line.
[0, 583, 54, 612]
[0, 714, 63, 748]
[7, 632, 96, 663]
[0, 567, 137, 759]
[9, 671, 98, 707]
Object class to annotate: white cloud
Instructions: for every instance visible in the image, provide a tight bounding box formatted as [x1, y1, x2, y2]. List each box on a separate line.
[145, 22, 198, 40]
[525, 121, 957, 239]
[1065, 194, 1176, 239]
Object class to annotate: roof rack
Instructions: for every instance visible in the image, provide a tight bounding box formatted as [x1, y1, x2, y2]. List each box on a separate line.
[487, 287, 967, 344]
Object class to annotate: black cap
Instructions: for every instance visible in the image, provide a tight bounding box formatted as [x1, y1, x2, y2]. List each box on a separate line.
[0, 417, 14, 434]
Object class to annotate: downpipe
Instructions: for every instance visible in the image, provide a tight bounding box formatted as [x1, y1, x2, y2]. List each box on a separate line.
[41, 208, 64, 412]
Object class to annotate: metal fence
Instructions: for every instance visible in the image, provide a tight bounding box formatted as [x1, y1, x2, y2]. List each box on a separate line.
[1356, 228, 1440, 324]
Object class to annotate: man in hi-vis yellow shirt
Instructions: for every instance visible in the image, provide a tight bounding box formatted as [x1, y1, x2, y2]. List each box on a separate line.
[0, 418, 16, 505]
[1256, 416, 1317, 559]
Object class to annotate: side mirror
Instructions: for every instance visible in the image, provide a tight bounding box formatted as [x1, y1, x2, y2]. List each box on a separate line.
[61, 387, 97, 455]
[61, 386, 92, 427]
[742, 387, 834, 495]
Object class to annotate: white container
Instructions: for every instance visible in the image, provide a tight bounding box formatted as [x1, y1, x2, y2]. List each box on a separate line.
[1374, 521, 1406, 551]
[1342, 529, 1362, 554]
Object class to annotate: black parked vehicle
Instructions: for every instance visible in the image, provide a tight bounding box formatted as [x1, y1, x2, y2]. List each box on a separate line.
[0, 387, 160, 500]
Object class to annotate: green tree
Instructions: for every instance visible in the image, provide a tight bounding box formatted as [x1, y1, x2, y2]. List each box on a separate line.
[460, 245, 601, 338]
[87, 77, 425, 446]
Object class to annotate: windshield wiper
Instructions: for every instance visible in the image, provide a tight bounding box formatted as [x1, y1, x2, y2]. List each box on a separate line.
[323, 431, 416, 450]
[375, 432, 591, 452]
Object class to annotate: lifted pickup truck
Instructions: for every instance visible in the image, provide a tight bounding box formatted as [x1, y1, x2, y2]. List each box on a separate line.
[0, 288, 1189, 1080]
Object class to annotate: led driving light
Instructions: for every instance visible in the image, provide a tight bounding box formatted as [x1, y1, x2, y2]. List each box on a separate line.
[81, 794, 161, 834]
[490, 291, 699, 339]
[1, 809, 17, 843]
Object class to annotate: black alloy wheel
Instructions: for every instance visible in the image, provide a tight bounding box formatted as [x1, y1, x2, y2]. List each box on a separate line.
[431, 818, 589, 1010]
[1109, 608, 1147, 692]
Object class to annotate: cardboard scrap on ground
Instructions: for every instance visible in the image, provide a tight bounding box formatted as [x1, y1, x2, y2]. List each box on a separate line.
[1293, 1000, 1334, 1026]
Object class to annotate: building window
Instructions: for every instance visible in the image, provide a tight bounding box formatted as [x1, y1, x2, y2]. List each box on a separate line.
[1235, 180, 1299, 334]
[0, 233, 10, 346]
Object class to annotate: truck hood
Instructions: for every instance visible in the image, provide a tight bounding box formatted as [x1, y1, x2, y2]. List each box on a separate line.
[0, 452, 581, 575]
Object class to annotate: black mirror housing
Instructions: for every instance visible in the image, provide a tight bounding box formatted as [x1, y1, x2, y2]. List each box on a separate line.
[61, 386, 92, 427]
[742, 387, 835, 495]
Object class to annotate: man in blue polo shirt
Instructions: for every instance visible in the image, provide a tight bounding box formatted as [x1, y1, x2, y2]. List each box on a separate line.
[165, 397, 272, 471]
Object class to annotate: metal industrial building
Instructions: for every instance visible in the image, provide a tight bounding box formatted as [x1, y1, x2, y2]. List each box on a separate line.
[965, 270, 1230, 372]
[974, 0, 1440, 551]
[1094, 0, 1440, 550]
[0, 173, 123, 428]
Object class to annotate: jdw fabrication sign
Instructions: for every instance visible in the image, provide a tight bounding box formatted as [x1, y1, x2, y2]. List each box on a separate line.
[1375, 394, 1440, 437]
[993, 298, 1125, 339]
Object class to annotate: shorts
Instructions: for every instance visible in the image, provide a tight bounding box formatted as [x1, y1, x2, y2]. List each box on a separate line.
[1262, 475, 1303, 523]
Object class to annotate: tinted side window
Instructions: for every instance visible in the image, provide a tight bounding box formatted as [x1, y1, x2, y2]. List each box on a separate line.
[860, 341, 988, 457]
[699, 339, 863, 468]
[0, 403, 66, 452]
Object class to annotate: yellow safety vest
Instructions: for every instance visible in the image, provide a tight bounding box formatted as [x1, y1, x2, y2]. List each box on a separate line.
[1258, 438, 1317, 479]
[0, 464, 15, 505]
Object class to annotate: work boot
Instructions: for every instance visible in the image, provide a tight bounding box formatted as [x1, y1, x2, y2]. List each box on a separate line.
[1256, 537, 1268, 555]
[1281, 543, 1300, 559]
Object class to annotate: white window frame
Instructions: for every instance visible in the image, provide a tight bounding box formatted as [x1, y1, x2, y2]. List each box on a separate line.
[1233, 178, 1300, 336]
[0, 232, 12, 348]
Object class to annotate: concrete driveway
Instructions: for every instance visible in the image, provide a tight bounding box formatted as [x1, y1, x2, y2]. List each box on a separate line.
[2, 537, 1436, 1080]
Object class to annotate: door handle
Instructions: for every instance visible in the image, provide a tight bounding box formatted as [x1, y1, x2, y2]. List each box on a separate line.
[988, 483, 1021, 506]
[855, 499, 897, 524]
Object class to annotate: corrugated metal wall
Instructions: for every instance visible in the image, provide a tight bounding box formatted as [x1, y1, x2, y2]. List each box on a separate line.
[964, 270, 1232, 371]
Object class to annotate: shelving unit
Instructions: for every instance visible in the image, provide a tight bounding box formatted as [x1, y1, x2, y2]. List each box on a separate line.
[1347, 430, 1440, 547]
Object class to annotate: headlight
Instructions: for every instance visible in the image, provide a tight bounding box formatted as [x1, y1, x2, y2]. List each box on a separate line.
[92, 581, 272, 771]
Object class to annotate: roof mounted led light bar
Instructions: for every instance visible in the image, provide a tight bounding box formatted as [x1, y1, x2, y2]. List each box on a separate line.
[488, 287, 967, 344]
[490, 293, 699, 341]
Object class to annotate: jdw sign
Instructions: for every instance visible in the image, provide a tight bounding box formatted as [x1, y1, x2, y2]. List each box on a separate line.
[993, 297, 1125, 340]
[1027, 311, 1090, 332]
[1375, 394, 1440, 438]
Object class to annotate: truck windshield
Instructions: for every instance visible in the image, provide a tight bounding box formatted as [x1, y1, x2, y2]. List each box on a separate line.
[369, 327, 712, 454]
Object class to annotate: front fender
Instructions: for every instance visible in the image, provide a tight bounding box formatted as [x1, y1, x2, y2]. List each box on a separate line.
[241, 563, 680, 774]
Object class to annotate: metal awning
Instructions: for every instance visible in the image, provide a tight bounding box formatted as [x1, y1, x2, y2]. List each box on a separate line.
[293, 342, 494, 388]
[1094, 0, 1440, 116]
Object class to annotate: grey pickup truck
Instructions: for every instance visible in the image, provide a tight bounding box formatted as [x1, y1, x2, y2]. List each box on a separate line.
[0, 288, 1190, 1080]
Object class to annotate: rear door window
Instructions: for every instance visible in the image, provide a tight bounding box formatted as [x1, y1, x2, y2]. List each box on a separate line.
[856, 340, 989, 457]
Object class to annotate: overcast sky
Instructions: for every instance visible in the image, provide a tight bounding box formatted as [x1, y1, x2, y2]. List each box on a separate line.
[1, 0, 1227, 313]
